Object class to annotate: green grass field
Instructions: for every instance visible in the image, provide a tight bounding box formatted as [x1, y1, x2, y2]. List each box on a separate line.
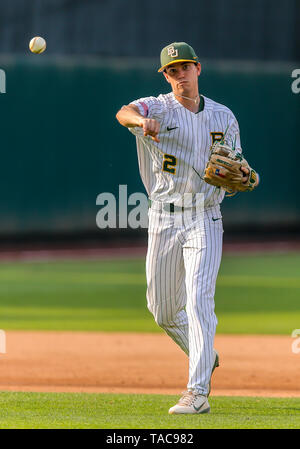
[0, 392, 299, 429]
[0, 252, 299, 334]
[1, 252, 299, 429]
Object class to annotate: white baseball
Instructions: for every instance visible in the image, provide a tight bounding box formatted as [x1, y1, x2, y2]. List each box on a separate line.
[29, 36, 47, 54]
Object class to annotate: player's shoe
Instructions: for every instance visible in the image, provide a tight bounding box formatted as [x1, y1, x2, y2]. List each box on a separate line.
[169, 349, 219, 414]
[208, 349, 219, 397]
[168, 391, 210, 415]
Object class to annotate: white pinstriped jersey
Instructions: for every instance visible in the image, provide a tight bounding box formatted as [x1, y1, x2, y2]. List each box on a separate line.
[128, 92, 242, 208]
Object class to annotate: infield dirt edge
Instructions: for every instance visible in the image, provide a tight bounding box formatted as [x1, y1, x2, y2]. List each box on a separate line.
[1, 331, 299, 398]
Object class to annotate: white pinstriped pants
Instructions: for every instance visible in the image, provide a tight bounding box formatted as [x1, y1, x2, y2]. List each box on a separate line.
[146, 204, 223, 395]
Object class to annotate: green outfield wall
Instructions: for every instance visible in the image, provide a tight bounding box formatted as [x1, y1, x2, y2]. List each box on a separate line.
[0, 56, 299, 234]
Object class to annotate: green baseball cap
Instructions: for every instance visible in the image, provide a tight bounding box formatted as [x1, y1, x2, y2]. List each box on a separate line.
[158, 42, 198, 72]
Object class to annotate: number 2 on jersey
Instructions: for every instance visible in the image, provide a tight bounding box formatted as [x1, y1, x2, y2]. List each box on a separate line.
[163, 154, 177, 175]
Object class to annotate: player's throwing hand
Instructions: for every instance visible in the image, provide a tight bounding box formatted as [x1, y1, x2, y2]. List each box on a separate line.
[139, 118, 160, 142]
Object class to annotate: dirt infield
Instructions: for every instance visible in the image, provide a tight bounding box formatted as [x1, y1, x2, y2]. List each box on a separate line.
[0, 331, 299, 397]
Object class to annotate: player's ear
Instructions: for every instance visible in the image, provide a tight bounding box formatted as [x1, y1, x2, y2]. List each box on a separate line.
[163, 70, 171, 84]
[197, 62, 201, 76]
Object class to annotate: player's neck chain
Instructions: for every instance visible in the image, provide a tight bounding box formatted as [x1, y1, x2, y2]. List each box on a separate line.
[174, 93, 200, 105]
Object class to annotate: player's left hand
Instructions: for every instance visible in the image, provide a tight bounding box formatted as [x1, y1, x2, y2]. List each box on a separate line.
[204, 142, 259, 193]
[241, 166, 250, 183]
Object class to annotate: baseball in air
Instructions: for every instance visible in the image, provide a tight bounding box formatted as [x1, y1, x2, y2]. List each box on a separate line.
[29, 36, 46, 54]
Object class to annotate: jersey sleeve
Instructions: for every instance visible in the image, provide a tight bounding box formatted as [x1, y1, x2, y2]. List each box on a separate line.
[225, 112, 242, 152]
[127, 96, 164, 137]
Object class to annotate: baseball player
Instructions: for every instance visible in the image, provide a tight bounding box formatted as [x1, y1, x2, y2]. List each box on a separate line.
[116, 42, 259, 414]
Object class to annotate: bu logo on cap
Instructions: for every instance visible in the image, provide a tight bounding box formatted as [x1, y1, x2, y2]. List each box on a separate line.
[167, 46, 178, 58]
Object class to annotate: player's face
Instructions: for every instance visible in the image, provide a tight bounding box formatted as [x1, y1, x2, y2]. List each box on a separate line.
[163, 62, 201, 95]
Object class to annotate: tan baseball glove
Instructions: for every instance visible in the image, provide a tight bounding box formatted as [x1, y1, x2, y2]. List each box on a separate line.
[204, 141, 259, 194]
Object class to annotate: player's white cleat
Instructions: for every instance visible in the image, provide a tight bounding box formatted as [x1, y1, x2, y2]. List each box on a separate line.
[168, 391, 210, 415]
[169, 350, 219, 414]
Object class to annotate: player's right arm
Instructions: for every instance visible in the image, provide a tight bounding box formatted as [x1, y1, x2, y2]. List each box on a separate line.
[116, 104, 160, 143]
